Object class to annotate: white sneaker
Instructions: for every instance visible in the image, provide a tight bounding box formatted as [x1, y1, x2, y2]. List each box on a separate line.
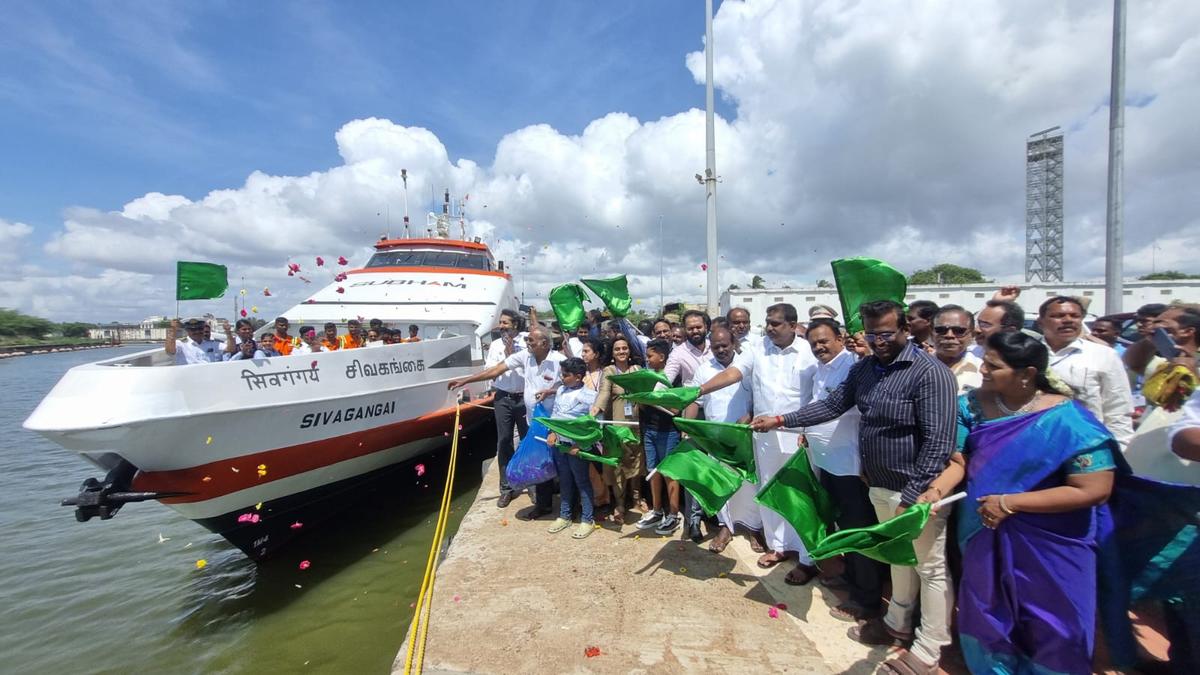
[635, 510, 664, 530]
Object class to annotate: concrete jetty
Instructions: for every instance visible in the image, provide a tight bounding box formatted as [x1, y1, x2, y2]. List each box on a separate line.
[394, 460, 918, 674]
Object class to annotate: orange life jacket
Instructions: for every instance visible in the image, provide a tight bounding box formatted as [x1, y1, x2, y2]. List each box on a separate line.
[272, 334, 295, 356]
[322, 337, 340, 351]
[339, 333, 364, 349]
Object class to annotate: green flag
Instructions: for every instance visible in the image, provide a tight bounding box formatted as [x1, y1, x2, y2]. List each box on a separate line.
[754, 446, 837, 552]
[655, 440, 743, 516]
[548, 283, 590, 333]
[809, 503, 932, 566]
[580, 275, 632, 317]
[553, 443, 619, 467]
[536, 415, 603, 447]
[672, 417, 757, 483]
[619, 385, 700, 410]
[606, 369, 669, 394]
[830, 257, 907, 334]
[600, 424, 638, 460]
[176, 261, 228, 301]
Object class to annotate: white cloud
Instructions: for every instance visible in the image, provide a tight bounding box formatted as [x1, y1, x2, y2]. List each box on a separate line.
[0, 218, 34, 274]
[17, 0, 1200, 321]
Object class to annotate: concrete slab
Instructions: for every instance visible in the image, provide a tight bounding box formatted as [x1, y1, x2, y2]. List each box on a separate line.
[394, 461, 901, 674]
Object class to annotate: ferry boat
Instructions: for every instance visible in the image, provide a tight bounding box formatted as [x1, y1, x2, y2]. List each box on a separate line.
[24, 200, 517, 560]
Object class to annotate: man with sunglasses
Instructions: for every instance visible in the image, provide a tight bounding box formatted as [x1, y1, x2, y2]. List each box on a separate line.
[932, 305, 982, 393]
[750, 299, 957, 674]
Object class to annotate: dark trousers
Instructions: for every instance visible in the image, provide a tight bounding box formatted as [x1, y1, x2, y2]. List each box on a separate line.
[493, 390, 528, 496]
[821, 471, 885, 612]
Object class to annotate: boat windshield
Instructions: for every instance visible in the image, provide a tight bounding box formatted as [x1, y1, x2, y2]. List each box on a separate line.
[365, 249, 492, 271]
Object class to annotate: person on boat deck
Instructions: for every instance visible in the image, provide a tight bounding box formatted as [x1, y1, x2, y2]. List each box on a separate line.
[921, 331, 1117, 675]
[227, 336, 266, 361]
[321, 322, 341, 351]
[405, 324, 421, 343]
[543, 357, 600, 540]
[269, 317, 297, 356]
[166, 317, 225, 365]
[222, 318, 256, 357]
[369, 318, 384, 335]
[448, 329, 565, 521]
[365, 328, 384, 347]
[339, 319, 365, 349]
[292, 326, 327, 355]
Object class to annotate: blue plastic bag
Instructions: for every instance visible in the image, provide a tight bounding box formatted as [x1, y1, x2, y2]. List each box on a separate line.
[504, 402, 558, 491]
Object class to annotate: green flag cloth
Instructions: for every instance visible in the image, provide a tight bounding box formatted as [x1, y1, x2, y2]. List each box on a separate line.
[809, 502, 932, 566]
[176, 261, 228, 301]
[606, 369, 670, 394]
[548, 283, 590, 333]
[619, 386, 700, 410]
[553, 443, 619, 467]
[600, 424, 638, 460]
[580, 275, 632, 317]
[672, 417, 757, 483]
[754, 446, 837, 552]
[655, 440, 743, 516]
[830, 258, 907, 334]
[536, 415, 603, 447]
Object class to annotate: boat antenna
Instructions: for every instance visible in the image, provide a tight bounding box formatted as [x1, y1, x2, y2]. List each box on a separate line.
[401, 169, 410, 239]
[458, 196, 467, 240]
[385, 204, 390, 239]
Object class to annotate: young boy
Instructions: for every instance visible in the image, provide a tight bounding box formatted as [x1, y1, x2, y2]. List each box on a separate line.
[634, 338, 684, 535]
[543, 357, 599, 540]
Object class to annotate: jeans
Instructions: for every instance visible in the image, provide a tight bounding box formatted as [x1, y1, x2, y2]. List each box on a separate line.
[493, 390, 528, 496]
[822, 472, 885, 612]
[643, 427, 679, 471]
[554, 449, 594, 523]
[869, 486, 953, 665]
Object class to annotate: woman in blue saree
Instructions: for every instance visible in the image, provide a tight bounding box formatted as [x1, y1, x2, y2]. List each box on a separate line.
[919, 332, 1117, 674]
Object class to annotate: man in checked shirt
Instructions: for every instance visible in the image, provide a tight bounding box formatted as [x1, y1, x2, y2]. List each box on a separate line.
[752, 299, 958, 674]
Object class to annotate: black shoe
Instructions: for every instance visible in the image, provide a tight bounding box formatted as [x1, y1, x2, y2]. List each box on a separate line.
[516, 505, 553, 521]
[497, 493, 513, 508]
[686, 521, 704, 543]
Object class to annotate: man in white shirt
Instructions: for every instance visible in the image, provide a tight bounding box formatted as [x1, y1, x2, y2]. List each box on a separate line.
[565, 324, 589, 358]
[292, 326, 327, 355]
[449, 329, 565, 520]
[1039, 296, 1135, 448]
[683, 326, 757, 553]
[932, 305, 983, 394]
[166, 318, 225, 365]
[803, 318, 885, 621]
[695, 303, 820, 585]
[484, 309, 530, 508]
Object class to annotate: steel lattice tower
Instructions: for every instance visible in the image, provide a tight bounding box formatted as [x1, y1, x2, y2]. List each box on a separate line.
[1026, 127, 1064, 282]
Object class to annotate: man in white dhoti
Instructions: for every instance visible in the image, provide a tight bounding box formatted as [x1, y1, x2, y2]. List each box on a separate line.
[696, 303, 821, 585]
[683, 326, 761, 553]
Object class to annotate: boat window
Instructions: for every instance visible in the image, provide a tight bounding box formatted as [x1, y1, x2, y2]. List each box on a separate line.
[365, 250, 492, 270]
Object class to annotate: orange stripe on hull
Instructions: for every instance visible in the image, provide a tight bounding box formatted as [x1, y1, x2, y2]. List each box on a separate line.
[131, 399, 494, 503]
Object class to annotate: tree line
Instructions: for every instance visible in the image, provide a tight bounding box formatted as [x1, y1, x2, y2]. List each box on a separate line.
[0, 308, 95, 340]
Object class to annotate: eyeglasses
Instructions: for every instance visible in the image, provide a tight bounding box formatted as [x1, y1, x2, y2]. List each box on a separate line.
[976, 320, 995, 330]
[933, 325, 970, 337]
[864, 331, 898, 343]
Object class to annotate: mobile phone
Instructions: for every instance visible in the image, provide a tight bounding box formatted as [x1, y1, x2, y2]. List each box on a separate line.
[1152, 327, 1180, 359]
[518, 304, 533, 314]
[490, 329, 502, 340]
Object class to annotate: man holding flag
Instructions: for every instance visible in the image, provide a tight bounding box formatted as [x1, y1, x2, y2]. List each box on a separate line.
[752, 300, 957, 671]
[695, 303, 820, 584]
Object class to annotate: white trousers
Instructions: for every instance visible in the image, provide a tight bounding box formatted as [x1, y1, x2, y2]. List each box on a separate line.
[717, 481, 762, 533]
[868, 486, 953, 665]
[755, 431, 812, 564]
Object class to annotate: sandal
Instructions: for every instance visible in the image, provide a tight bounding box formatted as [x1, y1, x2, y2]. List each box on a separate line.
[707, 526, 733, 553]
[847, 620, 913, 647]
[784, 563, 819, 586]
[756, 550, 787, 569]
[749, 536, 766, 553]
[878, 650, 939, 675]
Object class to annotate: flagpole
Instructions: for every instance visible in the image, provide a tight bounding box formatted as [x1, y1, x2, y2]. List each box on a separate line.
[933, 492, 967, 509]
[702, 0, 719, 317]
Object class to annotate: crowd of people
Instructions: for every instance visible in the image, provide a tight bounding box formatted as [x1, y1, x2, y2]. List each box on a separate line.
[449, 291, 1199, 674]
[164, 316, 423, 364]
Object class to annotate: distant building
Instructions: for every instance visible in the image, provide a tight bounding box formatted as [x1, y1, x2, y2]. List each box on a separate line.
[719, 280, 1199, 329]
[86, 315, 227, 342]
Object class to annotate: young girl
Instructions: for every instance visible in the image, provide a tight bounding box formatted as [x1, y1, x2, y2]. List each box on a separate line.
[543, 358, 599, 540]
[591, 335, 646, 524]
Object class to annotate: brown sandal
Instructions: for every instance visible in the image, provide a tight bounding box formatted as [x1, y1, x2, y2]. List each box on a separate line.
[878, 650, 939, 675]
[708, 527, 733, 553]
[784, 563, 819, 586]
[756, 550, 787, 568]
[847, 620, 913, 647]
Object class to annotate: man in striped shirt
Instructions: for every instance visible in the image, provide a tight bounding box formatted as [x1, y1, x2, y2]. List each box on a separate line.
[752, 299, 957, 673]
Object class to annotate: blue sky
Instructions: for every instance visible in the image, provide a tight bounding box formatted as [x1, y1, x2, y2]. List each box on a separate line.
[1, 0, 730, 244]
[2, 0, 1197, 322]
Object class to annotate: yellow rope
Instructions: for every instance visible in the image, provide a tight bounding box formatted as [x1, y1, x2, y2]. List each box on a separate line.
[403, 403, 462, 675]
